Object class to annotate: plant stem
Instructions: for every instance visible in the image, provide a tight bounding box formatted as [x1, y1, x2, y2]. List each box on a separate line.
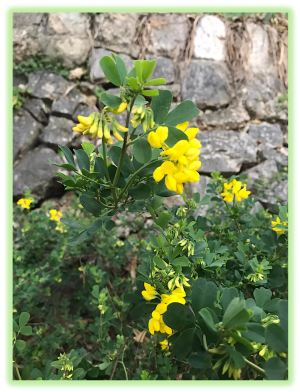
[111, 99, 136, 207]
[117, 157, 168, 202]
[109, 337, 129, 380]
[244, 358, 266, 378]
[13, 354, 22, 380]
[102, 136, 118, 205]
[127, 127, 157, 147]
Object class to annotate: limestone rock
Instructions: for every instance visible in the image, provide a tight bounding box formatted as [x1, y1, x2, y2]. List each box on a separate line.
[181, 60, 233, 109]
[259, 179, 288, 209]
[257, 146, 288, 167]
[250, 201, 264, 215]
[39, 116, 76, 147]
[13, 147, 64, 199]
[197, 130, 256, 173]
[72, 104, 98, 123]
[148, 14, 190, 58]
[28, 71, 74, 101]
[248, 122, 283, 148]
[93, 13, 140, 57]
[51, 89, 84, 119]
[185, 176, 212, 217]
[282, 125, 288, 145]
[23, 98, 49, 125]
[194, 15, 226, 61]
[47, 13, 90, 37]
[243, 159, 278, 191]
[200, 105, 250, 130]
[13, 13, 45, 28]
[163, 195, 184, 209]
[13, 109, 41, 161]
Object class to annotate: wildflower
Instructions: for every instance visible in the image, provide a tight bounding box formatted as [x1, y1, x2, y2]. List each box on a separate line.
[221, 179, 250, 203]
[141, 283, 158, 301]
[148, 126, 168, 149]
[49, 210, 63, 222]
[17, 198, 33, 209]
[56, 222, 67, 233]
[108, 101, 127, 114]
[272, 217, 287, 235]
[159, 339, 170, 350]
[150, 122, 201, 194]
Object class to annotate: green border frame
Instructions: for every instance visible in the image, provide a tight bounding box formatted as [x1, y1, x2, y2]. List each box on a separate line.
[8, 6, 293, 386]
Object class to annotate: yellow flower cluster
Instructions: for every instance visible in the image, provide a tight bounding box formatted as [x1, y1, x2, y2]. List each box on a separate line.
[49, 209, 63, 222]
[148, 122, 201, 194]
[72, 102, 128, 144]
[272, 216, 288, 235]
[17, 198, 33, 209]
[159, 339, 170, 350]
[142, 283, 186, 337]
[221, 179, 250, 203]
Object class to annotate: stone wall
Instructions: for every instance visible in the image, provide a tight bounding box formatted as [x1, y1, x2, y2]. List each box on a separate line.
[13, 12, 288, 210]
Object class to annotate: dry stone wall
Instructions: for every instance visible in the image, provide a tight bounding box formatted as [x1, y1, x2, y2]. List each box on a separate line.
[13, 12, 288, 211]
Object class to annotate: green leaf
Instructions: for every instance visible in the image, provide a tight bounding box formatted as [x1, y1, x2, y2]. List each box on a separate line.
[115, 55, 128, 83]
[126, 77, 139, 90]
[226, 330, 253, 350]
[235, 250, 245, 264]
[132, 138, 152, 164]
[241, 323, 265, 343]
[92, 285, 99, 298]
[134, 60, 144, 83]
[134, 95, 148, 106]
[264, 357, 287, 380]
[123, 293, 143, 304]
[126, 66, 137, 79]
[73, 368, 85, 379]
[19, 312, 30, 328]
[143, 59, 156, 81]
[153, 256, 167, 270]
[188, 354, 207, 369]
[193, 192, 200, 203]
[74, 150, 90, 172]
[151, 89, 173, 124]
[87, 218, 103, 235]
[60, 218, 86, 230]
[157, 211, 172, 228]
[80, 195, 102, 216]
[265, 324, 288, 353]
[94, 157, 106, 179]
[163, 303, 195, 330]
[148, 233, 159, 247]
[199, 308, 217, 333]
[100, 92, 122, 109]
[165, 100, 200, 126]
[254, 287, 272, 308]
[105, 220, 116, 231]
[172, 328, 195, 360]
[278, 300, 288, 337]
[223, 343, 245, 369]
[191, 277, 218, 314]
[99, 56, 121, 86]
[99, 362, 111, 370]
[221, 288, 239, 311]
[59, 146, 76, 167]
[30, 368, 44, 380]
[130, 302, 156, 320]
[263, 298, 280, 313]
[171, 257, 189, 267]
[222, 298, 251, 329]
[13, 320, 19, 333]
[20, 325, 32, 336]
[15, 340, 26, 351]
[107, 146, 135, 174]
[165, 125, 189, 147]
[142, 89, 159, 96]
[81, 142, 96, 155]
[128, 184, 151, 200]
[68, 230, 89, 246]
[150, 196, 164, 210]
[144, 78, 166, 86]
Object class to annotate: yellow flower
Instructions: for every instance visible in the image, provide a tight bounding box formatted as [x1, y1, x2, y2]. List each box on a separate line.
[78, 115, 94, 127]
[17, 198, 33, 209]
[141, 283, 158, 301]
[221, 180, 250, 202]
[49, 210, 63, 222]
[272, 217, 287, 235]
[236, 187, 251, 202]
[148, 126, 168, 148]
[109, 101, 127, 114]
[159, 339, 170, 350]
[56, 222, 67, 233]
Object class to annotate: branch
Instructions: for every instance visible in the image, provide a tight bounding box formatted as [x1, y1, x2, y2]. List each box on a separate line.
[109, 337, 130, 380]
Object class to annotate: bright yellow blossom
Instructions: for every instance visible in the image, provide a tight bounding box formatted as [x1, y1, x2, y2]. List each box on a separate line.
[221, 180, 250, 203]
[17, 198, 33, 209]
[272, 217, 287, 235]
[109, 101, 127, 114]
[159, 339, 170, 350]
[49, 210, 63, 222]
[141, 283, 158, 301]
[148, 126, 168, 148]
